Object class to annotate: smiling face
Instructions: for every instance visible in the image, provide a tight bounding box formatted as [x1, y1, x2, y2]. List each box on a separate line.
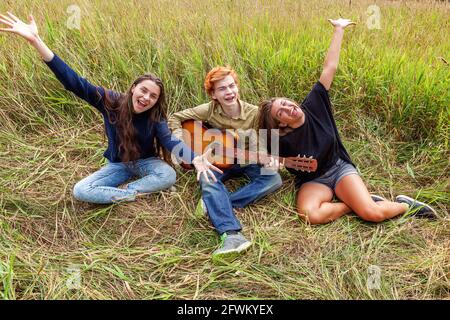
[211, 75, 239, 108]
[131, 79, 161, 114]
[270, 98, 305, 128]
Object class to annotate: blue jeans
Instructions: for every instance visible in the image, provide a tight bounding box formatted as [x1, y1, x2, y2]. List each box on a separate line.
[73, 157, 176, 204]
[200, 164, 282, 235]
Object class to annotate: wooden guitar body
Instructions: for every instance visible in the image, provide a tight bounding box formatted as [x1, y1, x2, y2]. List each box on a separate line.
[180, 119, 318, 173]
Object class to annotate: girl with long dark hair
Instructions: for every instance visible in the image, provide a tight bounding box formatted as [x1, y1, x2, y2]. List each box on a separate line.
[0, 12, 221, 204]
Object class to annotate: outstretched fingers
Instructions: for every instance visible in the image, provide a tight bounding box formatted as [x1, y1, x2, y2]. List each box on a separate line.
[6, 12, 19, 22]
[201, 171, 211, 183]
[0, 19, 13, 29]
[28, 14, 36, 27]
[0, 14, 15, 25]
[328, 18, 357, 28]
[206, 169, 218, 182]
[209, 164, 223, 174]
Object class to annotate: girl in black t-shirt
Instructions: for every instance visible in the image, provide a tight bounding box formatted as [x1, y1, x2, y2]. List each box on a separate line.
[258, 18, 436, 224]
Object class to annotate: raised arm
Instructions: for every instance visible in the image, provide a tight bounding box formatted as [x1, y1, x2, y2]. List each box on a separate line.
[0, 12, 107, 111]
[319, 18, 356, 91]
[0, 12, 53, 61]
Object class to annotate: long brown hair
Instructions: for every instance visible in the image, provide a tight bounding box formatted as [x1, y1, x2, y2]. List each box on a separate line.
[258, 98, 279, 153]
[102, 74, 171, 163]
[258, 98, 296, 152]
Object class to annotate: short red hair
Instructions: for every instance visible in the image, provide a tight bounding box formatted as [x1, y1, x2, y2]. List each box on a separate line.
[204, 66, 239, 98]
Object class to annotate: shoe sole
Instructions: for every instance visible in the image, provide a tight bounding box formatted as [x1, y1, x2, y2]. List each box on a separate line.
[371, 194, 386, 202]
[396, 195, 437, 217]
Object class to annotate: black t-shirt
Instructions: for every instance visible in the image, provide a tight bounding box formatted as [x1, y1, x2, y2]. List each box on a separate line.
[278, 81, 353, 187]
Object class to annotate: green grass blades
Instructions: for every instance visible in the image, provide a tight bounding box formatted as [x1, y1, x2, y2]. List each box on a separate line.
[0, 0, 449, 299]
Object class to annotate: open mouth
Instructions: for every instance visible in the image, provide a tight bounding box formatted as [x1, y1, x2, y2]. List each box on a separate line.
[290, 107, 298, 117]
[137, 100, 148, 109]
[224, 96, 235, 103]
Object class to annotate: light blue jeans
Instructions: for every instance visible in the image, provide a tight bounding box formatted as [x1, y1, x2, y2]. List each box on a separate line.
[200, 164, 283, 235]
[73, 157, 176, 204]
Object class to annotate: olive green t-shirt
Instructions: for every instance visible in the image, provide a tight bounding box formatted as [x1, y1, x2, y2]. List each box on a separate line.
[168, 100, 265, 153]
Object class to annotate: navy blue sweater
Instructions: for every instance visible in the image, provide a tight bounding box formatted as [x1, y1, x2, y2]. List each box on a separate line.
[45, 54, 195, 163]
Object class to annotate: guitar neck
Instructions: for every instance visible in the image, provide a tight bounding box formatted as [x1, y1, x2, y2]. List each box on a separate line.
[217, 147, 317, 172]
[232, 148, 284, 164]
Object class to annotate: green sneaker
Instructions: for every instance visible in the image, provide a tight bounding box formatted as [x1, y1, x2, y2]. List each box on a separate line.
[212, 232, 252, 263]
[194, 198, 207, 218]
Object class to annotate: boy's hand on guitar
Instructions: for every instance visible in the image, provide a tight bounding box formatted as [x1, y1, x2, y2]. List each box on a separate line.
[192, 148, 223, 183]
[263, 156, 285, 171]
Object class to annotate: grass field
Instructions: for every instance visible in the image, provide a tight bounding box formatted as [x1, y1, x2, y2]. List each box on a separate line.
[0, 0, 449, 299]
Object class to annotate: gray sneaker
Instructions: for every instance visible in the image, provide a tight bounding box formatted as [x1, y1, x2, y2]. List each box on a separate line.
[212, 232, 252, 263]
[371, 194, 386, 202]
[395, 195, 437, 219]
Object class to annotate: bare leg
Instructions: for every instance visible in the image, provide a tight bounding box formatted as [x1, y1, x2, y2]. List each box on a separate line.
[297, 182, 353, 224]
[335, 174, 408, 222]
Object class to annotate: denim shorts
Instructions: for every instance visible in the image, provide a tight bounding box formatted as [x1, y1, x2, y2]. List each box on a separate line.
[304, 158, 358, 190]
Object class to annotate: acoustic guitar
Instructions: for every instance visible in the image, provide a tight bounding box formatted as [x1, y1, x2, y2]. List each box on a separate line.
[180, 120, 318, 172]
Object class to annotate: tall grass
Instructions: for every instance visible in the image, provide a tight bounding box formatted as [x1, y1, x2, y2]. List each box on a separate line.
[0, 0, 448, 299]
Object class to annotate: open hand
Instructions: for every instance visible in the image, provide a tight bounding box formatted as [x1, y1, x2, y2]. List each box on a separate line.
[328, 18, 356, 29]
[192, 148, 223, 183]
[0, 12, 39, 43]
